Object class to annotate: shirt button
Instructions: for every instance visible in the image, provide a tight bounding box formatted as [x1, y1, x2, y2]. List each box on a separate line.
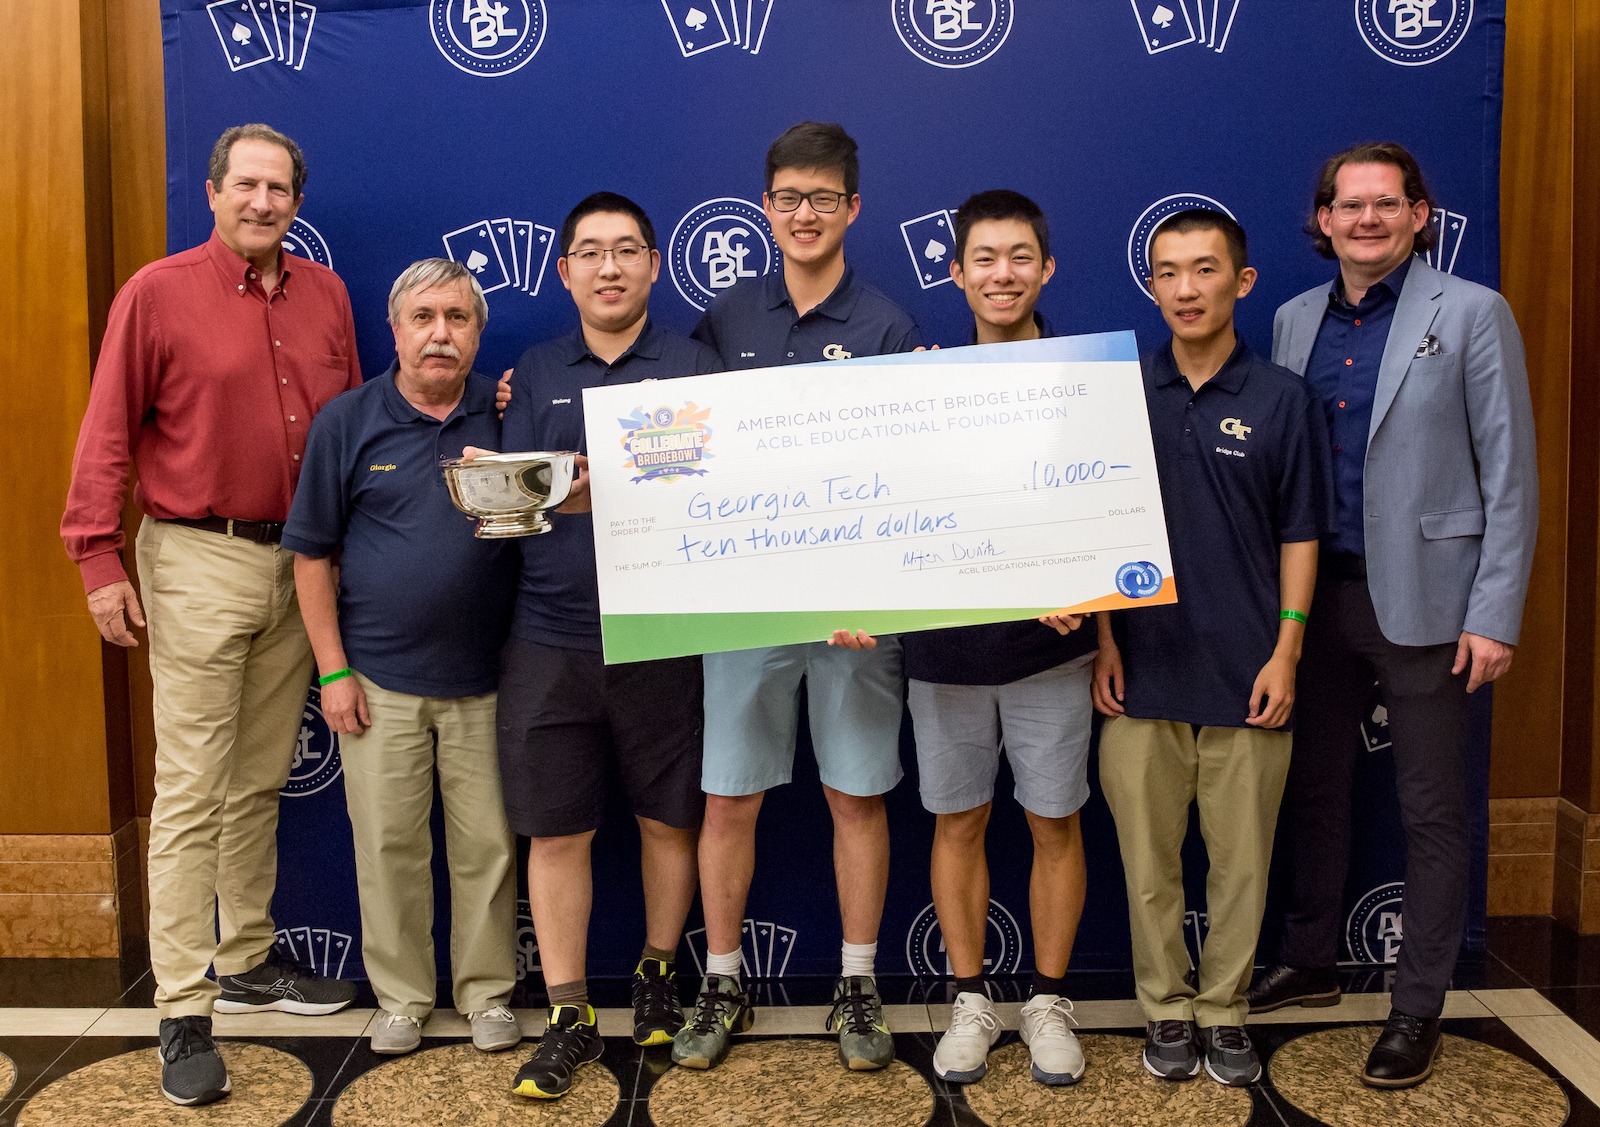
[292, 453, 300, 461]
[787, 351, 795, 358]
[281, 378, 288, 385]
[1345, 358, 1354, 366]
[247, 271, 256, 280]
[1335, 444, 1343, 452]
[1354, 318, 1362, 326]
[1338, 400, 1346, 408]
[274, 340, 281, 347]
[288, 415, 297, 422]
[237, 284, 245, 293]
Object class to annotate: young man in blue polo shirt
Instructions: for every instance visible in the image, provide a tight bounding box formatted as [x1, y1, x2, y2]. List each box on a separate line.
[900, 190, 1095, 1087]
[498, 193, 721, 1100]
[1095, 211, 1324, 1086]
[673, 121, 920, 1073]
[284, 258, 521, 1059]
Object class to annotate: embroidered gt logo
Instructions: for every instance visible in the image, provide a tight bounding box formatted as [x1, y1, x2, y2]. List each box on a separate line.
[1219, 417, 1252, 440]
[823, 343, 854, 360]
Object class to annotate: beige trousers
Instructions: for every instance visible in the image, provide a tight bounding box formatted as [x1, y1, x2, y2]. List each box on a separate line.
[1099, 716, 1291, 1027]
[340, 673, 517, 1019]
[136, 519, 314, 1017]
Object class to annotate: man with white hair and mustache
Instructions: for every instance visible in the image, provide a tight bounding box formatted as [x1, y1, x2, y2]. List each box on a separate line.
[283, 257, 523, 1057]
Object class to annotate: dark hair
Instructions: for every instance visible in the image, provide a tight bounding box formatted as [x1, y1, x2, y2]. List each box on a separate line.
[764, 122, 859, 197]
[1305, 141, 1436, 259]
[209, 124, 308, 199]
[952, 189, 1050, 264]
[560, 191, 657, 253]
[1149, 208, 1250, 273]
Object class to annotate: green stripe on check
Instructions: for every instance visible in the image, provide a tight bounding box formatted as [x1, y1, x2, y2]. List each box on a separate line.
[600, 608, 1065, 664]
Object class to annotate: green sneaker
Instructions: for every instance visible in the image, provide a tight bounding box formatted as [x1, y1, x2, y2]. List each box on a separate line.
[511, 1004, 602, 1099]
[671, 974, 753, 1069]
[827, 975, 894, 1070]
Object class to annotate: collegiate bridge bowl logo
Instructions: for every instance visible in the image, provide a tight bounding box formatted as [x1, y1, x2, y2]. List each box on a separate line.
[669, 198, 780, 312]
[430, 0, 547, 76]
[892, 0, 1014, 69]
[1355, 0, 1472, 66]
[280, 683, 342, 797]
[282, 217, 332, 269]
[905, 900, 1022, 977]
[1127, 193, 1237, 298]
[1346, 880, 1406, 964]
[618, 404, 714, 482]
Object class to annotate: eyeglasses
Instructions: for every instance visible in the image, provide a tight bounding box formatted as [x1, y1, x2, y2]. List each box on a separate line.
[1327, 196, 1410, 221]
[767, 189, 848, 214]
[564, 244, 650, 270]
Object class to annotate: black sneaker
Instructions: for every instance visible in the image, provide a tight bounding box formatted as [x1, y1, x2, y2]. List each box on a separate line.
[215, 951, 355, 1015]
[512, 1004, 603, 1099]
[159, 1015, 231, 1106]
[1142, 1019, 1201, 1081]
[631, 959, 685, 1046]
[1199, 1024, 1261, 1086]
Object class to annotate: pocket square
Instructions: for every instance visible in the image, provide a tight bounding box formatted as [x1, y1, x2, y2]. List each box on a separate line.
[1415, 334, 1442, 358]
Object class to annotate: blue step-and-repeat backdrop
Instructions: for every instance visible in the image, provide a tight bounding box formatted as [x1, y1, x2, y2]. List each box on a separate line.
[162, 0, 1501, 986]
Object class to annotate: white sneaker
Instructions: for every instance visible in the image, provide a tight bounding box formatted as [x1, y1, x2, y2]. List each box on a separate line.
[469, 1004, 522, 1052]
[933, 992, 1002, 1082]
[1020, 994, 1085, 1085]
[370, 1011, 422, 1055]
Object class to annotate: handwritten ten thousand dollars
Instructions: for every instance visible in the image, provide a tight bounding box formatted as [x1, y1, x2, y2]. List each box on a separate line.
[582, 331, 1176, 664]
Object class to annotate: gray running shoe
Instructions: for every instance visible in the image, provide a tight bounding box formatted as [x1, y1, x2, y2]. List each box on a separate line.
[1142, 1019, 1201, 1080]
[1200, 1024, 1261, 1086]
[469, 1004, 522, 1052]
[370, 1011, 422, 1055]
[215, 951, 355, 1015]
[827, 975, 894, 1071]
[159, 1016, 230, 1106]
[671, 975, 753, 1070]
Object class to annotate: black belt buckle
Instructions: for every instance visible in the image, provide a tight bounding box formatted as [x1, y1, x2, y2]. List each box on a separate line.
[230, 518, 284, 545]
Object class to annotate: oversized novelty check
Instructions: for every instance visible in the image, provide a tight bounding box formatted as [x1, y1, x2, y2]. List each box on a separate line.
[583, 330, 1174, 663]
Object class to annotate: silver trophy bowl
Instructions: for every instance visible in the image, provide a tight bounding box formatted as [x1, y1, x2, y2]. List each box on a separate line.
[440, 450, 578, 538]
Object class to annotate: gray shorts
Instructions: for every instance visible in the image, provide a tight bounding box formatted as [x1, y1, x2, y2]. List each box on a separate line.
[908, 654, 1094, 818]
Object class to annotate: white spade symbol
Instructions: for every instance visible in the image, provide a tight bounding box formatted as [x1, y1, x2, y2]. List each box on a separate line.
[1151, 4, 1175, 29]
[685, 6, 707, 30]
[231, 21, 253, 45]
[923, 238, 947, 262]
[466, 249, 489, 273]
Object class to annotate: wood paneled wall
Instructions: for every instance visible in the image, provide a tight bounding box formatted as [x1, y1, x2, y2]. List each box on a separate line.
[2, 1, 1596, 838]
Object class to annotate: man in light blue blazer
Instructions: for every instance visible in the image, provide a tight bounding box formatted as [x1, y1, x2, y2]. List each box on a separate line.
[1246, 142, 1537, 1089]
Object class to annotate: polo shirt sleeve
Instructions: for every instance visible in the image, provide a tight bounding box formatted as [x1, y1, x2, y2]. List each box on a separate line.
[502, 352, 542, 451]
[690, 307, 721, 358]
[693, 340, 725, 376]
[282, 406, 351, 559]
[1274, 383, 1329, 544]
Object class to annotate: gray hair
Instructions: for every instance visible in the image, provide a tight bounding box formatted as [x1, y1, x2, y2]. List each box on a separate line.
[386, 258, 488, 326]
[209, 124, 307, 198]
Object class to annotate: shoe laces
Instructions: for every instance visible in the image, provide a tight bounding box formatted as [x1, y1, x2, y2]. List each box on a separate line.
[1026, 994, 1078, 1034]
[161, 1017, 215, 1063]
[379, 1012, 420, 1031]
[534, 1008, 594, 1066]
[1385, 1011, 1427, 1039]
[471, 1005, 514, 1023]
[1151, 1019, 1193, 1046]
[1209, 1025, 1252, 1053]
[687, 977, 745, 1035]
[948, 994, 1001, 1037]
[632, 962, 678, 1018]
[827, 976, 881, 1035]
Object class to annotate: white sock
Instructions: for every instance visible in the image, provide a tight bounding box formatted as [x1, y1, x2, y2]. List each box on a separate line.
[706, 949, 743, 981]
[840, 941, 877, 979]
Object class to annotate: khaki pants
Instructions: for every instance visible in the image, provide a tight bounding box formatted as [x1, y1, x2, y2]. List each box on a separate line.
[341, 674, 517, 1019]
[137, 519, 314, 1018]
[1099, 716, 1291, 1027]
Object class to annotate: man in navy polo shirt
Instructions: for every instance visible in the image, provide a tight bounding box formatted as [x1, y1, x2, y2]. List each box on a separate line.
[495, 193, 720, 1100]
[673, 121, 920, 1074]
[1095, 210, 1324, 1088]
[898, 190, 1095, 1088]
[284, 258, 521, 1059]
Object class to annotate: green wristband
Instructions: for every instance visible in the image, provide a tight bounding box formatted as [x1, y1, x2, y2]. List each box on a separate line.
[318, 667, 353, 687]
[1279, 609, 1309, 625]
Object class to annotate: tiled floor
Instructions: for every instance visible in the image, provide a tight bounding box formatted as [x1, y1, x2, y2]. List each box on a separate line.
[1, 919, 1597, 1125]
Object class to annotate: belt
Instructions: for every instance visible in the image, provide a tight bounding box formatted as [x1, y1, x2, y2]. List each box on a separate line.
[1321, 550, 1367, 580]
[162, 515, 285, 545]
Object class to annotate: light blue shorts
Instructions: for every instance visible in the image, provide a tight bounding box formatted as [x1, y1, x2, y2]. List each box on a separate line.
[702, 638, 906, 797]
[908, 654, 1094, 818]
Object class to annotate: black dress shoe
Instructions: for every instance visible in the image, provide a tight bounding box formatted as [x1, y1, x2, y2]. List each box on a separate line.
[1362, 1010, 1442, 1088]
[1245, 964, 1340, 1013]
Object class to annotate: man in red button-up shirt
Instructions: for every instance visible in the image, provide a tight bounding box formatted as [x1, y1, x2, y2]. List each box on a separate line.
[62, 123, 360, 1108]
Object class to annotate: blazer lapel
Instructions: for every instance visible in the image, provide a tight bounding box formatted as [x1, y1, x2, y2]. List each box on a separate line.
[1370, 257, 1443, 438]
[1282, 291, 1323, 374]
